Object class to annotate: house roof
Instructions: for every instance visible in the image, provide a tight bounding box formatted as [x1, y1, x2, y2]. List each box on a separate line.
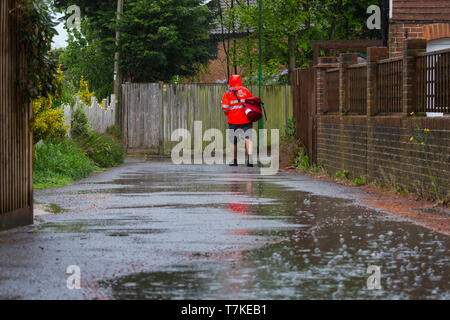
[391, 0, 450, 23]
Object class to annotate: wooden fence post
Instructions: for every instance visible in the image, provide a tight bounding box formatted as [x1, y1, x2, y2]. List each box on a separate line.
[403, 39, 427, 115]
[367, 47, 388, 116]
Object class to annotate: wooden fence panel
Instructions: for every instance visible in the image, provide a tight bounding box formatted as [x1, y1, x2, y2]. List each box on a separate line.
[0, 0, 33, 230]
[123, 83, 293, 154]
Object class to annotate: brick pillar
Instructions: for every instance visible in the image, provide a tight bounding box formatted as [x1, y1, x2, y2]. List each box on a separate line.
[403, 39, 427, 115]
[315, 57, 338, 114]
[339, 53, 358, 114]
[366, 47, 388, 116]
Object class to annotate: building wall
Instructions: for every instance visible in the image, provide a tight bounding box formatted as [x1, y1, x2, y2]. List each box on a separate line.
[197, 43, 231, 83]
[196, 39, 248, 84]
[389, 0, 450, 57]
[389, 23, 450, 57]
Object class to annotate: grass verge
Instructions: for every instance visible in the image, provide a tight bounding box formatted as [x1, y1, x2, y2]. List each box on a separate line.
[34, 126, 125, 190]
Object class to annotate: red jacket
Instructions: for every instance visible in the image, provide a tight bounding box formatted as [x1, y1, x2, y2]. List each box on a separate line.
[221, 75, 253, 125]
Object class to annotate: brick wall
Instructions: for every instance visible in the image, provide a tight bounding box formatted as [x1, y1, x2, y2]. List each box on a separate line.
[317, 115, 450, 200]
[389, 23, 426, 57]
[195, 41, 245, 84]
[389, 23, 450, 57]
[312, 44, 450, 201]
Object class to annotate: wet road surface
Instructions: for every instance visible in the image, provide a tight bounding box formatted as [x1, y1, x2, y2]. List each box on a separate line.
[0, 157, 449, 299]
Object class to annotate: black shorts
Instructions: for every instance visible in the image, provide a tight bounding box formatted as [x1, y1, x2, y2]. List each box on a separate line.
[228, 123, 253, 144]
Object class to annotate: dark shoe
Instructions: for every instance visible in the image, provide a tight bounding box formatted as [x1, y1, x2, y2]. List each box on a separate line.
[247, 155, 253, 167]
[229, 160, 238, 167]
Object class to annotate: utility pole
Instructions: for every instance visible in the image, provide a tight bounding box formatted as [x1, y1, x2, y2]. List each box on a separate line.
[114, 0, 123, 128]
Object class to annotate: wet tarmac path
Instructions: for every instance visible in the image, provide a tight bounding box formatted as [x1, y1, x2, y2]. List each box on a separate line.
[0, 158, 448, 299]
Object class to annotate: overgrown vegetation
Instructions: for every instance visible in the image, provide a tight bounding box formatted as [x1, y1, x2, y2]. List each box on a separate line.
[279, 118, 302, 168]
[34, 106, 124, 190]
[76, 131, 125, 168]
[34, 139, 96, 190]
[34, 122, 125, 189]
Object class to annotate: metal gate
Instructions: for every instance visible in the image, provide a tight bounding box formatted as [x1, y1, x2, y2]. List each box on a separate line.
[292, 66, 317, 164]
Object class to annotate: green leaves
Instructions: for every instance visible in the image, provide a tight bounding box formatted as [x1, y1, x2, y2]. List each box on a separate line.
[18, 0, 59, 103]
[118, 0, 214, 83]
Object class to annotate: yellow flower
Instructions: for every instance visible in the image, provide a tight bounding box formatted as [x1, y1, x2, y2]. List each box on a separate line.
[424, 128, 430, 133]
[410, 112, 415, 116]
[410, 137, 414, 142]
[421, 142, 425, 145]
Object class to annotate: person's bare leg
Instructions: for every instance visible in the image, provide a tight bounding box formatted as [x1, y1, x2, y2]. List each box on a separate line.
[245, 139, 253, 167]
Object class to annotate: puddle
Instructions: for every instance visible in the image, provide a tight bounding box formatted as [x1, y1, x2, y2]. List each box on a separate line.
[95, 167, 449, 300]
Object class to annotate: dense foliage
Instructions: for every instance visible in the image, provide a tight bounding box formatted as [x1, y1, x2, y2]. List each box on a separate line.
[34, 139, 96, 189]
[32, 94, 68, 144]
[60, 20, 114, 100]
[17, 0, 59, 102]
[32, 66, 74, 144]
[117, 0, 215, 82]
[215, 0, 382, 84]
[70, 106, 92, 139]
[53, 0, 215, 89]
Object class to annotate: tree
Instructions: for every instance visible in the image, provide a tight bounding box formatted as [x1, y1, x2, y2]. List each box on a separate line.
[117, 0, 215, 83]
[60, 20, 114, 100]
[218, 0, 381, 84]
[53, 0, 215, 85]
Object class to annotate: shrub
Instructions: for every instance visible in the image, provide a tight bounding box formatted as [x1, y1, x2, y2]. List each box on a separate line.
[279, 118, 302, 168]
[53, 65, 77, 109]
[71, 106, 92, 139]
[77, 75, 96, 106]
[78, 130, 125, 168]
[33, 95, 69, 144]
[283, 118, 296, 139]
[106, 125, 122, 140]
[294, 148, 310, 170]
[34, 139, 96, 189]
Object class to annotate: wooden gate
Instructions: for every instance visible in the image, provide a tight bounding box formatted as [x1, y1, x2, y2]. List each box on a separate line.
[0, 0, 33, 230]
[292, 65, 317, 163]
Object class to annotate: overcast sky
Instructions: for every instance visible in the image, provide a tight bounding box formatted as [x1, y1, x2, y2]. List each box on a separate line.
[52, 12, 68, 49]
